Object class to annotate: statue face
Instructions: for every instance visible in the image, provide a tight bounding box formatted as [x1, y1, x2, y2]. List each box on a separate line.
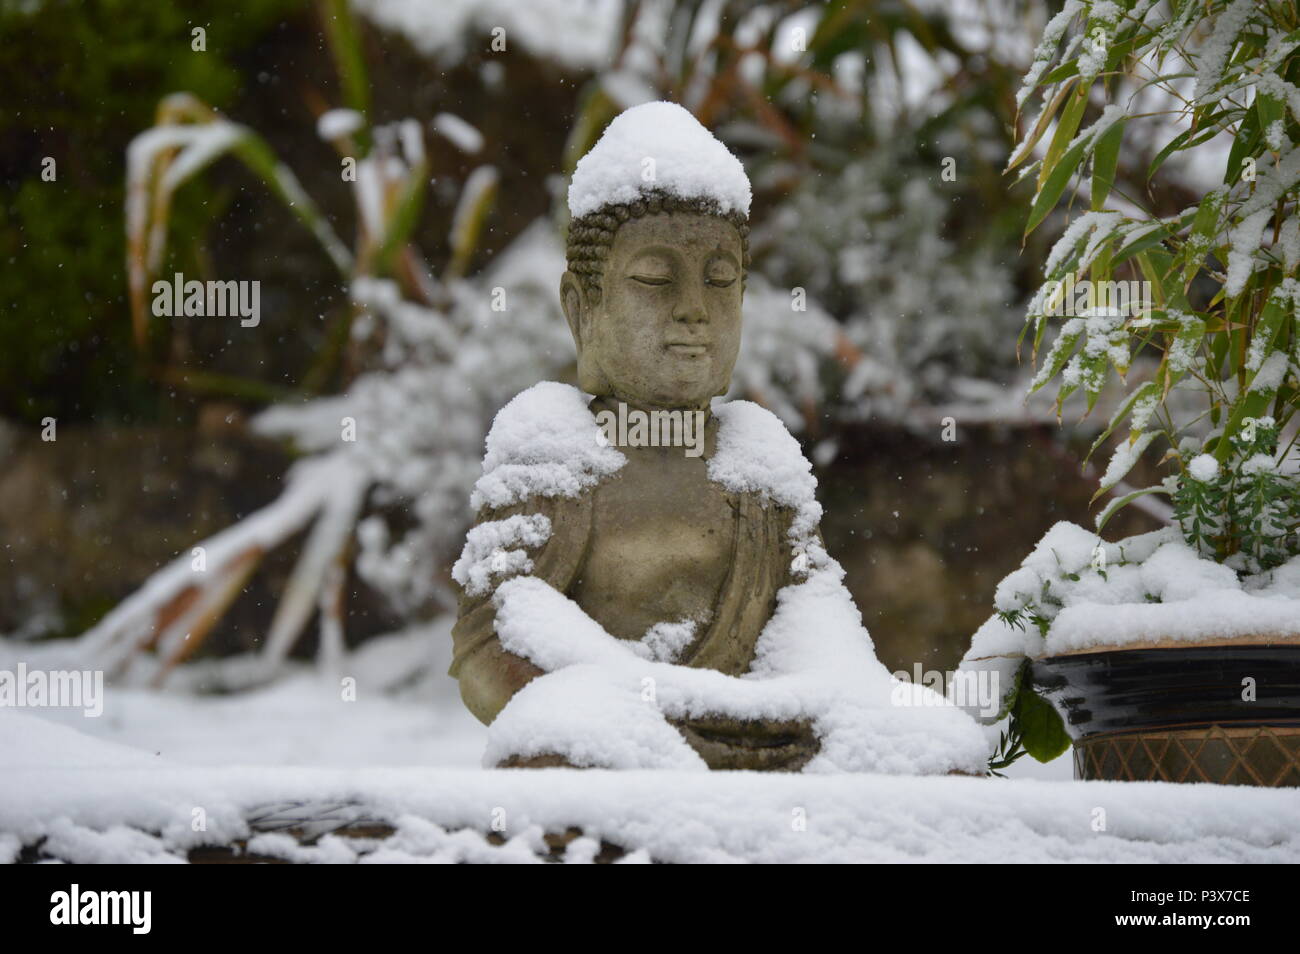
[565, 212, 743, 409]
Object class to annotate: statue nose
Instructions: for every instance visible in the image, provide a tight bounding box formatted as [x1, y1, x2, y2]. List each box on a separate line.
[672, 278, 708, 323]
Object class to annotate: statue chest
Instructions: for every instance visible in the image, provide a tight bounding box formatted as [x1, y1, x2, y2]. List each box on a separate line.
[570, 447, 736, 643]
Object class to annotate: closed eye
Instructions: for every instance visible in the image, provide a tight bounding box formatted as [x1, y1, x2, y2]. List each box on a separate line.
[630, 275, 672, 286]
[706, 276, 736, 288]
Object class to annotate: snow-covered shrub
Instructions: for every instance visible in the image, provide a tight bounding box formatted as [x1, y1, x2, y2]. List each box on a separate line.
[965, 516, 1300, 766]
[755, 149, 1020, 421]
[1175, 418, 1300, 572]
[964, 0, 1300, 770]
[255, 222, 576, 618]
[1015, 0, 1300, 571]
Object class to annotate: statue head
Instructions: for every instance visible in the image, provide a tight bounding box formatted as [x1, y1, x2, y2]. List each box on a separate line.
[562, 103, 751, 410]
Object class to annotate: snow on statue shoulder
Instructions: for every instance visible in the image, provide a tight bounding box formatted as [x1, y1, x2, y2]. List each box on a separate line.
[468, 381, 626, 513]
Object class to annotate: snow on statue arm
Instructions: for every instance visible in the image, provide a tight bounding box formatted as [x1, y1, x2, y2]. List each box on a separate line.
[448, 383, 623, 723]
[449, 495, 578, 723]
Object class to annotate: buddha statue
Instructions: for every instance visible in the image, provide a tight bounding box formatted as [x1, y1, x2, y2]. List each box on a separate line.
[449, 102, 985, 775]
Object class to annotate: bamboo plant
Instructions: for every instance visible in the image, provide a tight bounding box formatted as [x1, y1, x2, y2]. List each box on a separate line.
[992, 0, 1300, 769]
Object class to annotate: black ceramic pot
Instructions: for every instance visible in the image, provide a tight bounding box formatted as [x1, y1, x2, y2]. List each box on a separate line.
[1032, 645, 1300, 786]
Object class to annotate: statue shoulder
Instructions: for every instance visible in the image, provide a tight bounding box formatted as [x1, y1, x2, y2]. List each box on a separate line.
[471, 382, 626, 512]
[709, 399, 822, 543]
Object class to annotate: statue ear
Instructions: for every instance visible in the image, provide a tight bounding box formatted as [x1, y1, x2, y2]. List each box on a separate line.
[560, 271, 585, 345]
[560, 271, 611, 396]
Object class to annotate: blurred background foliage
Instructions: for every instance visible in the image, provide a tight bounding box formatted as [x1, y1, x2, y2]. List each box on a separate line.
[3, 0, 1048, 426]
[1, 0, 1174, 674]
[0, 0, 306, 423]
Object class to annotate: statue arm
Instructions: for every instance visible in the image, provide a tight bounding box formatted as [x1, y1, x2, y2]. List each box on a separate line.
[449, 494, 592, 725]
[454, 634, 545, 724]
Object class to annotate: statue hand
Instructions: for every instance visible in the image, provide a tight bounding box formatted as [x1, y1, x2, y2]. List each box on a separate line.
[457, 637, 545, 724]
[670, 713, 819, 771]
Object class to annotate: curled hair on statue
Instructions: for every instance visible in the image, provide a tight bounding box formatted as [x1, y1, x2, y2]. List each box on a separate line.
[565, 189, 750, 305]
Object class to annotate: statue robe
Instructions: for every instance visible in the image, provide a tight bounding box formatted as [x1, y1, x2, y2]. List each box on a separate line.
[450, 487, 795, 683]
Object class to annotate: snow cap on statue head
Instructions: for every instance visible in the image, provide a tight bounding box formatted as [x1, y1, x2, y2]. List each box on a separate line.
[566, 101, 752, 221]
[565, 101, 752, 306]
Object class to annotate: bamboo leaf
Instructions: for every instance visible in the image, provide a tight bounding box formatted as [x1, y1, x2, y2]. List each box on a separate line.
[1029, 320, 1085, 394]
[231, 135, 353, 274]
[374, 167, 428, 277]
[1086, 380, 1159, 462]
[1025, 136, 1089, 236]
[1008, 79, 1077, 172]
[1181, 188, 1226, 286]
[1090, 117, 1125, 211]
[1038, 85, 1088, 192]
[321, 0, 371, 152]
[1096, 485, 1171, 533]
[1225, 106, 1261, 186]
[445, 166, 499, 281]
[1112, 224, 1171, 266]
[1147, 118, 1223, 182]
[1094, 431, 1156, 498]
[1083, 351, 1109, 415]
[1256, 92, 1284, 145]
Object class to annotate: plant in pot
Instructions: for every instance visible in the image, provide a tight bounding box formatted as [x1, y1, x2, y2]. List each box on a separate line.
[961, 0, 1300, 785]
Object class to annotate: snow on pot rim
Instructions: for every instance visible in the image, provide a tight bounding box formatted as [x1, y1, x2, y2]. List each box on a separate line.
[971, 521, 1300, 659]
[1043, 630, 1300, 657]
[956, 521, 1300, 723]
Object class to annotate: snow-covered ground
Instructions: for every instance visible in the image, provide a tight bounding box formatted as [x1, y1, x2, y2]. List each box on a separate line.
[8, 623, 1298, 863]
[4, 701, 1295, 863]
[0, 620, 487, 770]
[15, 671, 486, 770]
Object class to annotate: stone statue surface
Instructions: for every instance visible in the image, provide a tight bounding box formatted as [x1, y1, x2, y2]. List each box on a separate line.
[449, 102, 986, 775]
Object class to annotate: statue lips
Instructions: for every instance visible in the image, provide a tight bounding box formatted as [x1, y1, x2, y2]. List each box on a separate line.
[665, 340, 709, 357]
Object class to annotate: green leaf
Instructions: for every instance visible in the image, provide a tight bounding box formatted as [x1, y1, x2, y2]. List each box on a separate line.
[229, 137, 352, 276]
[373, 171, 428, 278]
[1147, 117, 1224, 182]
[1038, 85, 1088, 192]
[1181, 188, 1226, 286]
[1256, 92, 1284, 143]
[1095, 431, 1156, 496]
[1216, 389, 1275, 463]
[1096, 484, 1171, 533]
[1086, 380, 1159, 462]
[1165, 313, 1206, 387]
[1029, 320, 1084, 394]
[321, 0, 371, 153]
[1214, 295, 1294, 460]
[1083, 351, 1109, 414]
[1025, 135, 1089, 236]
[1090, 117, 1125, 211]
[1008, 79, 1078, 172]
[1251, 292, 1290, 360]
[1040, 59, 1080, 86]
[1225, 106, 1261, 186]
[445, 166, 499, 280]
[1039, 29, 1143, 86]
[1015, 688, 1070, 763]
[1056, 376, 1081, 417]
[1112, 223, 1172, 267]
